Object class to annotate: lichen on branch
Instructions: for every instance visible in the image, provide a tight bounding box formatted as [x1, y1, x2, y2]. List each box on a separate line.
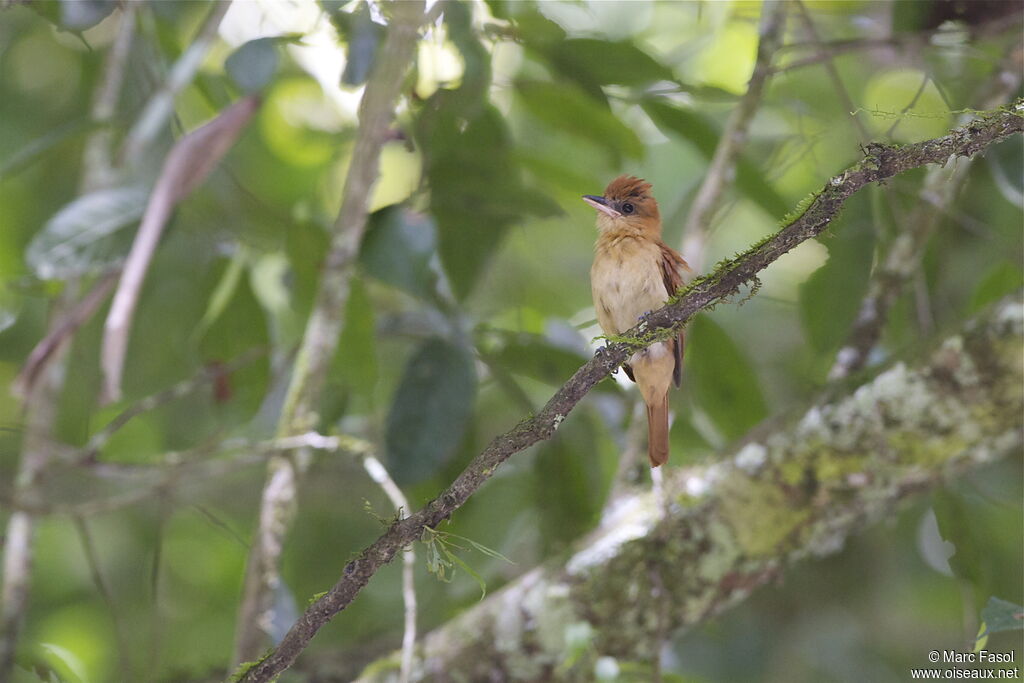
[357, 294, 1023, 680]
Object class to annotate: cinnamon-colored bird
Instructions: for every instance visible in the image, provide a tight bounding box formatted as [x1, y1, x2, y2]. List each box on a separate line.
[585, 176, 690, 467]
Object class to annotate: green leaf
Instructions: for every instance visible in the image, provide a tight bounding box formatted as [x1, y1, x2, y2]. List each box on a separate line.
[438, 0, 490, 107]
[445, 549, 489, 599]
[979, 597, 1024, 637]
[333, 277, 377, 396]
[26, 185, 148, 280]
[416, 104, 558, 299]
[226, 37, 280, 93]
[248, 252, 303, 348]
[891, 0, 934, 32]
[494, 2, 567, 43]
[515, 79, 643, 163]
[799, 221, 875, 354]
[545, 38, 675, 88]
[386, 338, 476, 484]
[969, 261, 1023, 314]
[484, 331, 590, 387]
[686, 314, 768, 441]
[194, 248, 248, 338]
[444, 531, 515, 565]
[323, 1, 383, 86]
[359, 205, 437, 298]
[642, 100, 788, 219]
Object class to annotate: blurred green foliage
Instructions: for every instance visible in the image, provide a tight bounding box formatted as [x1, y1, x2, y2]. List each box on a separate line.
[0, 1, 1020, 681]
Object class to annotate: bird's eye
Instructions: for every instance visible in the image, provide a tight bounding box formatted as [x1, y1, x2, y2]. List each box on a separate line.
[621, 202, 635, 214]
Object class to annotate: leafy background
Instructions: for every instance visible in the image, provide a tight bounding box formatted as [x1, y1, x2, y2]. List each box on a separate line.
[0, 0, 1021, 681]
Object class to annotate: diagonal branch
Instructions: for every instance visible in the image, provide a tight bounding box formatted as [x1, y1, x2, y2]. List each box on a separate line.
[230, 103, 1024, 683]
[357, 292, 1023, 680]
[101, 95, 261, 403]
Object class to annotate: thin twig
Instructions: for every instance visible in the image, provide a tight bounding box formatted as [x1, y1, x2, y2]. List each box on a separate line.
[884, 72, 933, 140]
[829, 44, 1023, 380]
[73, 517, 134, 682]
[0, 293, 74, 678]
[13, 269, 119, 400]
[681, 0, 787, 269]
[101, 95, 260, 403]
[81, 0, 137, 193]
[361, 455, 417, 683]
[793, 0, 871, 143]
[11, 432, 372, 518]
[85, 345, 267, 458]
[233, 0, 426, 665]
[231, 102, 1024, 683]
[774, 10, 1023, 69]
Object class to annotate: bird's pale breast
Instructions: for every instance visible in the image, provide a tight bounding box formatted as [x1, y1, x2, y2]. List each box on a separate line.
[591, 236, 669, 336]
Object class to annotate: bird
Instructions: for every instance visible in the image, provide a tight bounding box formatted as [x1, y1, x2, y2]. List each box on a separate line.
[584, 175, 690, 467]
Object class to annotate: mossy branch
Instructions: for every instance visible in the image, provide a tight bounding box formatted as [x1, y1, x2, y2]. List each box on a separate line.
[230, 103, 1024, 683]
[357, 294, 1024, 680]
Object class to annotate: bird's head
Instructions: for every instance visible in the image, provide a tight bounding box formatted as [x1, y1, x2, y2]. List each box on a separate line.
[582, 175, 661, 234]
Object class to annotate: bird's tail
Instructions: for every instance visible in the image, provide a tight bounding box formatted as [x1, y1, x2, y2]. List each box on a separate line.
[646, 394, 670, 468]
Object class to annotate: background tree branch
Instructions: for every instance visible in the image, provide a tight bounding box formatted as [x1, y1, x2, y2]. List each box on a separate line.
[680, 0, 787, 269]
[231, 104, 1024, 683]
[232, 0, 426, 664]
[357, 292, 1023, 681]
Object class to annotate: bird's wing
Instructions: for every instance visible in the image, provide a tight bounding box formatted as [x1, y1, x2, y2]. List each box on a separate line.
[659, 243, 692, 388]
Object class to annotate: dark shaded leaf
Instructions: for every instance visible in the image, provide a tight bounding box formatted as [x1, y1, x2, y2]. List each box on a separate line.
[499, 3, 567, 44]
[799, 220, 875, 353]
[891, 0, 934, 32]
[482, 0, 511, 20]
[417, 104, 558, 299]
[226, 38, 280, 93]
[414, 3, 554, 299]
[643, 100, 788, 219]
[436, 0, 491, 112]
[333, 277, 378, 395]
[323, 1, 383, 86]
[27, 0, 63, 27]
[546, 38, 675, 88]
[643, 101, 719, 156]
[515, 79, 643, 163]
[484, 331, 589, 387]
[386, 338, 476, 484]
[686, 314, 768, 441]
[969, 262, 1023, 314]
[359, 205, 437, 298]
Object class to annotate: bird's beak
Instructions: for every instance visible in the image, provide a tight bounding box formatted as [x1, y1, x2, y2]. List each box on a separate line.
[583, 194, 621, 218]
